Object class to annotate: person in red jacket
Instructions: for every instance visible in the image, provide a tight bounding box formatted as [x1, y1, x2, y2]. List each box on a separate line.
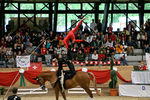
[139, 61, 147, 70]
[41, 44, 47, 55]
[98, 50, 105, 61]
[63, 17, 86, 50]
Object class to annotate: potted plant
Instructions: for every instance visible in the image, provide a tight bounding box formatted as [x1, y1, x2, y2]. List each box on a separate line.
[109, 56, 118, 96]
[0, 87, 5, 95]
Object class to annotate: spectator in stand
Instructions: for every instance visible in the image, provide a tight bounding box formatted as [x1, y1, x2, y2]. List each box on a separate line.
[57, 33, 63, 41]
[63, 32, 67, 38]
[107, 23, 113, 37]
[61, 50, 67, 60]
[93, 26, 98, 34]
[110, 32, 116, 42]
[144, 32, 149, 46]
[120, 36, 127, 48]
[36, 33, 42, 46]
[92, 50, 98, 61]
[23, 32, 30, 42]
[84, 45, 90, 54]
[0, 37, 6, 47]
[5, 33, 12, 41]
[91, 32, 97, 39]
[79, 43, 85, 53]
[6, 37, 13, 48]
[30, 32, 37, 46]
[52, 36, 59, 48]
[98, 45, 105, 53]
[97, 19, 102, 32]
[145, 44, 150, 53]
[45, 51, 51, 67]
[83, 26, 90, 35]
[116, 44, 123, 54]
[0, 48, 7, 68]
[6, 48, 13, 57]
[98, 50, 105, 61]
[49, 31, 55, 40]
[41, 44, 47, 55]
[13, 32, 21, 43]
[72, 43, 78, 60]
[26, 43, 34, 54]
[90, 37, 98, 48]
[48, 45, 54, 54]
[14, 38, 24, 54]
[120, 52, 128, 66]
[30, 51, 37, 62]
[114, 51, 121, 62]
[144, 19, 150, 37]
[55, 45, 62, 55]
[22, 49, 28, 55]
[76, 50, 85, 62]
[116, 28, 122, 39]
[59, 39, 64, 47]
[89, 46, 96, 54]
[105, 49, 111, 61]
[127, 36, 134, 55]
[130, 31, 137, 42]
[25, 38, 31, 49]
[46, 39, 51, 49]
[52, 50, 58, 61]
[86, 34, 93, 43]
[138, 61, 146, 70]
[90, 19, 97, 32]
[105, 38, 114, 52]
[137, 31, 145, 49]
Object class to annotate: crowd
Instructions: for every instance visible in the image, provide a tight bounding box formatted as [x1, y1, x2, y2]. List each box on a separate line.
[0, 18, 150, 68]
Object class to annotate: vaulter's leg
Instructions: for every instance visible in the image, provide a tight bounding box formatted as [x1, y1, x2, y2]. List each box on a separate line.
[60, 91, 67, 100]
[54, 83, 60, 100]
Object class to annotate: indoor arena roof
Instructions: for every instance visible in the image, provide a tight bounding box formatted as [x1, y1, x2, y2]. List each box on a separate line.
[4, 0, 150, 3]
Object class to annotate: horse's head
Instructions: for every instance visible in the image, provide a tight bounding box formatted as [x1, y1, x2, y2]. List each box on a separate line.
[33, 76, 46, 90]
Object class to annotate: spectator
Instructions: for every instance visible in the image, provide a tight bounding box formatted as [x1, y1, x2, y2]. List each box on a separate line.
[137, 31, 145, 48]
[92, 50, 98, 61]
[105, 49, 111, 61]
[6, 48, 13, 56]
[127, 36, 134, 55]
[55, 45, 62, 55]
[114, 51, 121, 61]
[86, 34, 93, 43]
[89, 46, 96, 54]
[107, 23, 113, 37]
[25, 38, 31, 49]
[90, 19, 97, 32]
[45, 51, 51, 67]
[90, 37, 98, 47]
[52, 50, 58, 61]
[72, 43, 78, 60]
[109, 32, 116, 42]
[6, 37, 13, 48]
[120, 51, 128, 66]
[145, 44, 150, 53]
[98, 50, 105, 61]
[83, 27, 90, 35]
[97, 19, 102, 32]
[5, 33, 12, 41]
[0, 37, 6, 47]
[138, 61, 146, 70]
[0, 49, 7, 68]
[116, 44, 123, 54]
[30, 32, 37, 46]
[93, 26, 98, 34]
[14, 39, 24, 54]
[30, 51, 37, 62]
[7, 87, 21, 100]
[76, 50, 85, 62]
[61, 50, 67, 60]
[48, 45, 54, 54]
[52, 36, 59, 48]
[26, 43, 34, 54]
[46, 39, 51, 49]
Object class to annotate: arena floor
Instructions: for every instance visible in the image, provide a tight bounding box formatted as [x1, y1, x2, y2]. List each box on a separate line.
[0, 88, 149, 100]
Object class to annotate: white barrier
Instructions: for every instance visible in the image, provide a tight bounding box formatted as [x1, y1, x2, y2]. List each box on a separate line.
[17, 88, 48, 95]
[68, 88, 101, 94]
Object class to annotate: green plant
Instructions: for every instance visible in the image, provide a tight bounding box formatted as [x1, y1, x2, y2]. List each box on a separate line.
[109, 70, 117, 88]
[0, 87, 5, 95]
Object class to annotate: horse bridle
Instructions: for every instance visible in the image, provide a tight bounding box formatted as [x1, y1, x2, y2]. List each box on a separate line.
[35, 77, 46, 90]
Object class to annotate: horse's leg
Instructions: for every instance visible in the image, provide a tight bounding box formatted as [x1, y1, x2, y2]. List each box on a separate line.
[54, 84, 60, 100]
[83, 87, 93, 98]
[60, 91, 67, 100]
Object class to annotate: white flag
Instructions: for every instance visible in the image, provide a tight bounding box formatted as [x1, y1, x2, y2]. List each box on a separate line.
[146, 53, 150, 70]
[16, 55, 30, 68]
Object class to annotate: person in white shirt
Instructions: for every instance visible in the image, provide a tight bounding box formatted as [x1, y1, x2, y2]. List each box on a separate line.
[137, 31, 145, 48]
[92, 50, 98, 61]
[90, 19, 97, 32]
[86, 35, 93, 43]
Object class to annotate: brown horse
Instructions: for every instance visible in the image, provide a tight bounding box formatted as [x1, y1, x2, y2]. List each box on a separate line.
[35, 71, 101, 100]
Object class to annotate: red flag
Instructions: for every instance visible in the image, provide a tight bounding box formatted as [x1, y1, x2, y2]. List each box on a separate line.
[28, 62, 42, 72]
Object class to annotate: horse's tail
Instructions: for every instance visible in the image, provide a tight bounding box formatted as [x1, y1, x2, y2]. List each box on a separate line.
[88, 72, 101, 96]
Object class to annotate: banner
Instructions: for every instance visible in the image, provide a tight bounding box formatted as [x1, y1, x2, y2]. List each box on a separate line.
[16, 55, 30, 68]
[146, 53, 150, 70]
[28, 62, 42, 72]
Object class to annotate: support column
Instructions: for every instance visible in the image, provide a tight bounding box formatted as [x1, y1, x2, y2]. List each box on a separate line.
[53, 1, 58, 33]
[138, 0, 144, 28]
[95, 3, 99, 23]
[18, 2, 20, 29]
[101, 0, 111, 33]
[0, 0, 5, 36]
[49, 3, 52, 32]
[34, 2, 36, 26]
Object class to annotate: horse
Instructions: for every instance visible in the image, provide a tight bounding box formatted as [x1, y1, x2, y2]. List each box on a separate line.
[34, 71, 101, 100]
